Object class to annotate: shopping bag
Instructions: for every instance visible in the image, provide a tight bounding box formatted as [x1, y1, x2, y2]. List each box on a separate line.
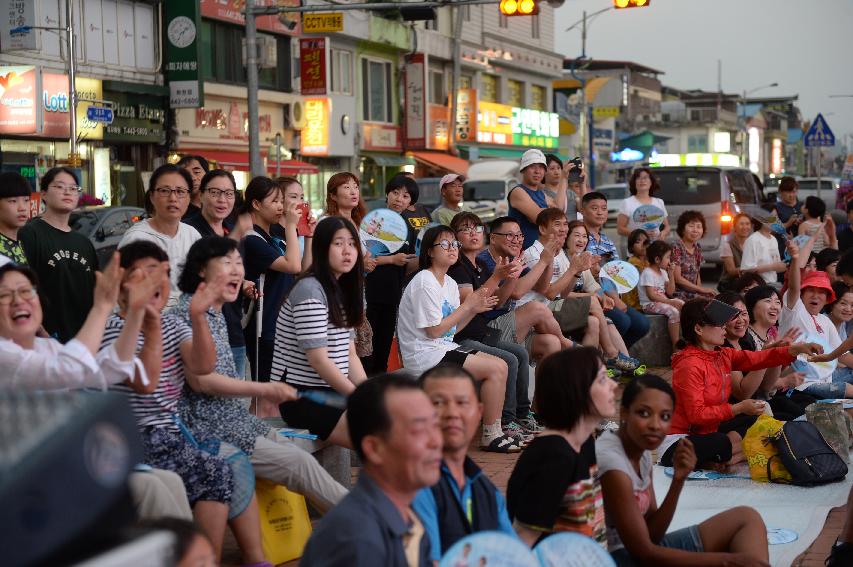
[255, 478, 313, 564]
[743, 414, 792, 483]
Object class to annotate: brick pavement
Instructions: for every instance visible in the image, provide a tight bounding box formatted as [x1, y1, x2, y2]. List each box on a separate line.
[223, 366, 847, 566]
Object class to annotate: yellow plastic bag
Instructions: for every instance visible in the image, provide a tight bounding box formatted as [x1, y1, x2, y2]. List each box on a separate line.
[255, 478, 313, 564]
[743, 414, 792, 483]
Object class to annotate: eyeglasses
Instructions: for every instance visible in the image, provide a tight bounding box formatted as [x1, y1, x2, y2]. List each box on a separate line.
[492, 232, 524, 242]
[432, 239, 461, 251]
[456, 225, 484, 235]
[49, 183, 82, 194]
[0, 286, 37, 305]
[206, 189, 236, 200]
[153, 187, 190, 198]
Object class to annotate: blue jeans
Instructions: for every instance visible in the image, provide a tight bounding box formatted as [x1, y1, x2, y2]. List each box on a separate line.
[833, 366, 853, 386]
[460, 338, 531, 424]
[604, 306, 651, 348]
[231, 346, 247, 379]
[802, 381, 848, 399]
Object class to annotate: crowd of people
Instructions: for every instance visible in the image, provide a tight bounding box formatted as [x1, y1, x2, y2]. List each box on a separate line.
[1, 149, 852, 566]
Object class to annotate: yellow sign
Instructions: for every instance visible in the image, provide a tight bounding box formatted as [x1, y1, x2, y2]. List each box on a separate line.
[477, 101, 513, 145]
[302, 13, 343, 33]
[593, 106, 620, 118]
[301, 98, 329, 156]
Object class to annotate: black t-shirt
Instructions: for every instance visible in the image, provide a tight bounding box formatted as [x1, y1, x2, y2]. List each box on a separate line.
[242, 225, 296, 341]
[839, 227, 853, 252]
[19, 218, 98, 342]
[447, 254, 491, 342]
[402, 205, 432, 251]
[182, 202, 201, 220]
[506, 435, 603, 541]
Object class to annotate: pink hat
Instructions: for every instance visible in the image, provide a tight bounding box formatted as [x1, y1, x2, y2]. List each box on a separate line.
[440, 173, 463, 189]
[800, 271, 836, 302]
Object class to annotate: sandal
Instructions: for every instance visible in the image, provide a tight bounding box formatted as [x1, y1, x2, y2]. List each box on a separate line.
[482, 434, 523, 453]
[605, 356, 636, 371]
[618, 352, 641, 369]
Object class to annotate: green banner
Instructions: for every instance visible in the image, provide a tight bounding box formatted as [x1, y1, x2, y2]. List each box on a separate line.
[165, 0, 203, 108]
[103, 90, 166, 144]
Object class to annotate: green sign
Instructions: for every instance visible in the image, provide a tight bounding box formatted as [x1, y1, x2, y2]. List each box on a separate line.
[103, 90, 166, 144]
[165, 0, 203, 108]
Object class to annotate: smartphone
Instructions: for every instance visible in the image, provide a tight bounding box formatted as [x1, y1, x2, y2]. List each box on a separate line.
[296, 202, 311, 236]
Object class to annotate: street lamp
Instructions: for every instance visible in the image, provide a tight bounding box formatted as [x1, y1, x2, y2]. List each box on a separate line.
[740, 82, 779, 168]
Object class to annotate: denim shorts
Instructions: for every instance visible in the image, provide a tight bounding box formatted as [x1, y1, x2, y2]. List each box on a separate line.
[802, 381, 848, 399]
[611, 525, 703, 566]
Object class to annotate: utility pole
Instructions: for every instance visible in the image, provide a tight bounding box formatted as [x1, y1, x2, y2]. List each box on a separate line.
[245, 0, 264, 177]
[66, 0, 79, 167]
[449, 3, 465, 155]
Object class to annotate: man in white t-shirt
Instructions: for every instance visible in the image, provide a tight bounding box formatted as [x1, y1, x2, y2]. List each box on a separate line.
[740, 213, 786, 284]
[779, 246, 853, 398]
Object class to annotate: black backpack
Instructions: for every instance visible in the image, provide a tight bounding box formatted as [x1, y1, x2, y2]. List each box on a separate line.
[768, 421, 848, 486]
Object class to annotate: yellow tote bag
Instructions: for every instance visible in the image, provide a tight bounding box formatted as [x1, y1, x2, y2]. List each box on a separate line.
[743, 414, 793, 483]
[256, 478, 313, 564]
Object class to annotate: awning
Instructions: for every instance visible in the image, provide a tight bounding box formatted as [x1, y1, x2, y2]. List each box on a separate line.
[617, 130, 670, 150]
[409, 151, 469, 176]
[362, 154, 415, 167]
[180, 149, 320, 175]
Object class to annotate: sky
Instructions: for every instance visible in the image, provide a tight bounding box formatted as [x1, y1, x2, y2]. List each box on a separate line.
[552, 0, 853, 149]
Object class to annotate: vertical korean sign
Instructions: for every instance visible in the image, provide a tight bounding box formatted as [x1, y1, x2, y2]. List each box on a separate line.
[455, 89, 477, 143]
[165, 0, 203, 108]
[404, 53, 426, 148]
[300, 98, 329, 156]
[0, 0, 38, 51]
[300, 38, 328, 95]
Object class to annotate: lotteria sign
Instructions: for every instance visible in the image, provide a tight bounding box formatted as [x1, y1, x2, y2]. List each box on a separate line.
[476, 100, 558, 149]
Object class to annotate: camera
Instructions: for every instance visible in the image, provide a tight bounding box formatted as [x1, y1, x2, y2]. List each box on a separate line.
[568, 157, 583, 183]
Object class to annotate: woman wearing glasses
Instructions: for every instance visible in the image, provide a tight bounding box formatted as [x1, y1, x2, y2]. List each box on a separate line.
[19, 167, 100, 341]
[397, 225, 520, 453]
[118, 164, 202, 308]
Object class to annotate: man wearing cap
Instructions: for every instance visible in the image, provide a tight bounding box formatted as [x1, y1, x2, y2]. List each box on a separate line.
[0, 172, 31, 266]
[740, 210, 786, 284]
[780, 240, 853, 398]
[509, 149, 568, 250]
[431, 174, 468, 227]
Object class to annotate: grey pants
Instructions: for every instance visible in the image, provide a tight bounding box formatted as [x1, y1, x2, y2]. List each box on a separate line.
[128, 468, 193, 521]
[251, 430, 348, 514]
[460, 338, 531, 424]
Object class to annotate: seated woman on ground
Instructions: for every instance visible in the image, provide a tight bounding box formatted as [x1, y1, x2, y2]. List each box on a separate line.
[622, 229, 650, 310]
[718, 213, 755, 292]
[823, 281, 853, 387]
[670, 211, 717, 301]
[506, 347, 617, 548]
[638, 241, 684, 350]
[664, 297, 821, 470]
[596, 374, 770, 567]
[719, 290, 811, 421]
[397, 224, 517, 453]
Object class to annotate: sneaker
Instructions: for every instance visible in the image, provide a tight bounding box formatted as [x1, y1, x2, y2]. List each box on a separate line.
[503, 421, 533, 445]
[827, 541, 853, 566]
[605, 355, 636, 372]
[616, 352, 640, 371]
[518, 412, 544, 435]
[481, 433, 523, 453]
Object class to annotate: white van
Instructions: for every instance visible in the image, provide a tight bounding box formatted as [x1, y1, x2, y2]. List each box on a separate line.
[462, 159, 520, 222]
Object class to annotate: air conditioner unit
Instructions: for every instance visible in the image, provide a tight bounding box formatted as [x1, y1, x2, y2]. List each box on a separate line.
[242, 34, 277, 69]
[285, 101, 306, 129]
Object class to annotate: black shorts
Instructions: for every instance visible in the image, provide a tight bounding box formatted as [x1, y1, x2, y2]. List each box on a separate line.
[279, 386, 345, 441]
[440, 347, 478, 367]
[660, 432, 733, 467]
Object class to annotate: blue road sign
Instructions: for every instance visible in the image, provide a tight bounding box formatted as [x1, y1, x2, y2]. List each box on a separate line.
[804, 113, 835, 147]
[86, 106, 114, 124]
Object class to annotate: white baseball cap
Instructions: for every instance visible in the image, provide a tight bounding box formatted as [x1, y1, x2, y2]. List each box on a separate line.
[440, 173, 464, 188]
[520, 148, 547, 171]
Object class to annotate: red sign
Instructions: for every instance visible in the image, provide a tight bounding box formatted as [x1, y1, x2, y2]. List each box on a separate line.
[299, 38, 327, 96]
[0, 65, 39, 134]
[29, 193, 41, 219]
[200, 0, 301, 36]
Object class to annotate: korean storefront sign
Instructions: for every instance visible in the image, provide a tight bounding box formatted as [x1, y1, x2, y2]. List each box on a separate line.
[0, 65, 40, 134]
[475, 100, 558, 149]
[165, 0, 203, 108]
[176, 96, 280, 145]
[404, 53, 426, 148]
[455, 89, 477, 144]
[300, 98, 329, 156]
[200, 0, 301, 36]
[103, 90, 166, 144]
[299, 38, 328, 96]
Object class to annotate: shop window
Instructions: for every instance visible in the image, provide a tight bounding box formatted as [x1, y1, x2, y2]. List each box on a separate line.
[430, 69, 446, 105]
[480, 74, 498, 103]
[331, 49, 353, 95]
[687, 134, 708, 153]
[200, 20, 291, 92]
[531, 85, 546, 111]
[508, 80, 524, 107]
[361, 58, 393, 123]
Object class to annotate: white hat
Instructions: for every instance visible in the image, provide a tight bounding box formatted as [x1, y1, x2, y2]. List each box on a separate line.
[440, 173, 463, 188]
[520, 148, 547, 171]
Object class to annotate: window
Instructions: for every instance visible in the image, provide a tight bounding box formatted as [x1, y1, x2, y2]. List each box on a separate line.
[200, 20, 291, 91]
[687, 134, 708, 153]
[459, 75, 473, 90]
[499, 14, 508, 28]
[462, 5, 471, 21]
[532, 14, 540, 39]
[531, 85, 546, 110]
[480, 74, 498, 103]
[508, 80, 524, 107]
[429, 69, 445, 105]
[331, 49, 352, 95]
[362, 58, 393, 123]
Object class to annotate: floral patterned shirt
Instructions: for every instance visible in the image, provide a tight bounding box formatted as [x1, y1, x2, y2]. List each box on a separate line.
[671, 238, 703, 301]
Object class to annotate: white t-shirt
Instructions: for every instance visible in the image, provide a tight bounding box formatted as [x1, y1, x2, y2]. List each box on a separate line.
[740, 231, 781, 284]
[397, 270, 461, 374]
[779, 293, 840, 387]
[118, 219, 202, 307]
[618, 196, 668, 239]
[518, 240, 571, 307]
[638, 266, 668, 306]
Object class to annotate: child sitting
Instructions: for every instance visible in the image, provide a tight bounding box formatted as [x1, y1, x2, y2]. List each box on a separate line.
[798, 196, 837, 252]
[622, 229, 649, 310]
[639, 241, 684, 349]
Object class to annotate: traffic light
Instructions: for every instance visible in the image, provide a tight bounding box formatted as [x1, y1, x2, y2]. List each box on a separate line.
[500, 0, 539, 17]
[613, 0, 650, 8]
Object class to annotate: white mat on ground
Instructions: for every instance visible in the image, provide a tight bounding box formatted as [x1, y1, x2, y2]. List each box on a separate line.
[652, 463, 852, 567]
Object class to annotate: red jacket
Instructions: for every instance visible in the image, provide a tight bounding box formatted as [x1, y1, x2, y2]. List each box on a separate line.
[670, 345, 795, 435]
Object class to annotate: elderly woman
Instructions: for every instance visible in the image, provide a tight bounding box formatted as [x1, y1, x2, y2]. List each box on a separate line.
[671, 210, 717, 301]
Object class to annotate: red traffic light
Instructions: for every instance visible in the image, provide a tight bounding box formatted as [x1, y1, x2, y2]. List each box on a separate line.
[500, 0, 539, 16]
[614, 0, 650, 8]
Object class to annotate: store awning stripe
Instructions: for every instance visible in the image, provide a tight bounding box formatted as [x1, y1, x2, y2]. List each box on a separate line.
[409, 151, 470, 176]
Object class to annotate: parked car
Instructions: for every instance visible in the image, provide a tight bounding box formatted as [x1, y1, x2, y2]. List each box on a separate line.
[595, 182, 629, 226]
[650, 166, 768, 266]
[414, 177, 442, 213]
[462, 159, 520, 223]
[70, 206, 145, 269]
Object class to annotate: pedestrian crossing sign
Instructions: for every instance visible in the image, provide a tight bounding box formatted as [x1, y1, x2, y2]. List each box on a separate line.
[804, 113, 835, 147]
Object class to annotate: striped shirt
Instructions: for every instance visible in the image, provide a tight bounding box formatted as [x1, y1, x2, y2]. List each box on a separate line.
[271, 276, 354, 389]
[101, 311, 192, 431]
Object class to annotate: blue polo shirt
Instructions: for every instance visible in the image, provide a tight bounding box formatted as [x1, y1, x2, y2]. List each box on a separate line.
[586, 229, 619, 260]
[412, 458, 515, 561]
